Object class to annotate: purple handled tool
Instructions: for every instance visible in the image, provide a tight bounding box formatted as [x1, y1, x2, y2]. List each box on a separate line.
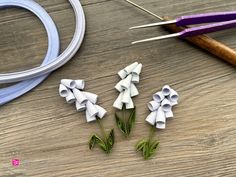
[130, 12, 236, 44]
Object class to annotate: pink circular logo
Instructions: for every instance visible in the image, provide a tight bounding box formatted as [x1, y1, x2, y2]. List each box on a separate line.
[12, 159, 20, 167]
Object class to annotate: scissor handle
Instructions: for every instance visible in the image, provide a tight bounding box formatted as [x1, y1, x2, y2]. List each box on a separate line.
[176, 11, 236, 26]
[180, 19, 236, 37]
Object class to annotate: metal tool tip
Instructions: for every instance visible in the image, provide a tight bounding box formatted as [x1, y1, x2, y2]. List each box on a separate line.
[131, 33, 181, 44]
[130, 20, 177, 30]
[131, 40, 145, 45]
[129, 25, 147, 30]
[129, 26, 137, 30]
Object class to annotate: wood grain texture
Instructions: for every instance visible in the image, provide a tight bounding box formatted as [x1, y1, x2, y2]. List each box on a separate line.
[0, 0, 236, 176]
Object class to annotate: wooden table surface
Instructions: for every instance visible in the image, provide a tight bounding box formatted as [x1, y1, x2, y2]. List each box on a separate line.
[0, 0, 236, 176]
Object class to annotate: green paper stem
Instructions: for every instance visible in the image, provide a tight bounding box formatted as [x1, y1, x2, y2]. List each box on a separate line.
[115, 106, 136, 137]
[136, 125, 159, 160]
[89, 117, 115, 154]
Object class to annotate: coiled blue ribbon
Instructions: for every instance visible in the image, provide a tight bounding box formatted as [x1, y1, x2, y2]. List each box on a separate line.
[0, 0, 60, 105]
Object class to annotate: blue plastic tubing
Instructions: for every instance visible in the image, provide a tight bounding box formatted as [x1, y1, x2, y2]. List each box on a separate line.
[0, 0, 86, 105]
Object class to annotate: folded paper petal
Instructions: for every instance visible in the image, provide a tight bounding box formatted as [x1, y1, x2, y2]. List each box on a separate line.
[61, 79, 76, 89]
[165, 110, 174, 118]
[148, 101, 160, 111]
[124, 62, 139, 74]
[156, 107, 166, 129]
[132, 63, 142, 75]
[122, 89, 131, 104]
[113, 92, 124, 110]
[86, 110, 97, 122]
[73, 88, 88, 104]
[118, 69, 127, 79]
[95, 105, 107, 119]
[59, 84, 69, 97]
[66, 90, 76, 104]
[156, 107, 166, 123]
[131, 74, 139, 84]
[161, 98, 172, 112]
[162, 85, 171, 96]
[153, 91, 165, 103]
[86, 101, 99, 117]
[156, 122, 166, 129]
[126, 97, 134, 109]
[76, 101, 86, 112]
[170, 100, 178, 106]
[114, 62, 142, 110]
[82, 91, 98, 104]
[115, 80, 124, 92]
[146, 111, 157, 126]
[130, 83, 139, 97]
[121, 74, 132, 89]
[169, 88, 179, 102]
[75, 80, 85, 90]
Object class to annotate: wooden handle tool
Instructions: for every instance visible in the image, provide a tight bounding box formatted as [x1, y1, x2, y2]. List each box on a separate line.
[126, 0, 236, 66]
[163, 16, 236, 66]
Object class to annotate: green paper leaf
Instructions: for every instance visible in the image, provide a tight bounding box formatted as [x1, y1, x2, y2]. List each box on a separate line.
[136, 139, 160, 160]
[89, 118, 115, 154]
[142, 142, 150, 160]
[103, 129, 115, 154]
[95, 135, 107, 152]
[136, 139, 147, 152]
[115, 106, 136, 137]
[115, 112, 127, 135]
[89, 135, 97, 150]
[89, 134, 108, 153]
[107, 129, 115, 149]
[126, 107, 136, 135]
[148, 140, 159, 157]
[150, 140, 159, 151]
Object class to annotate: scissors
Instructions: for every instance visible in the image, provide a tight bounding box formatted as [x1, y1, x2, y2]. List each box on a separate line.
[130, 11, 236, 44]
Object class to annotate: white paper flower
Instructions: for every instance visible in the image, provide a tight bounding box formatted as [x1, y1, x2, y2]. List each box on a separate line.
[59, 79, 107, 122]
[113, 62, 143, 110]
[146, 85, 179, 129]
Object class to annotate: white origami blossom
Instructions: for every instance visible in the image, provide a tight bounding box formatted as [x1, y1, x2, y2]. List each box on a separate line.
[113, 62, 142, 109]
[146, 85, 179, 129]
[59, 79, 107, 122]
